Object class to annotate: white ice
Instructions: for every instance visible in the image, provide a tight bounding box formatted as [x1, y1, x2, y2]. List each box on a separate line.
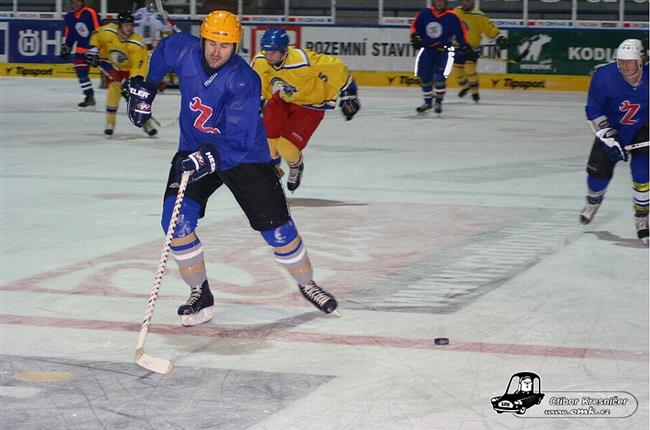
[0, 77, 648, 429]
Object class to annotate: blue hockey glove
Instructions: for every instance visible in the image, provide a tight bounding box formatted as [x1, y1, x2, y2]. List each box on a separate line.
[60, 44, 71, 61]
[410, 33, 423, 50]
[85, 47, 99, 67]
[127, 76, 157, 128]
[495, 35, 508, 50]
[175, 144, 219, 184]
[339, 80, 360, 121]
[596, 128, 628, 162]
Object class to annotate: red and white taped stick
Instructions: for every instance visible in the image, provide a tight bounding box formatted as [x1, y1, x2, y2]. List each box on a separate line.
[135, 170, 191, 374]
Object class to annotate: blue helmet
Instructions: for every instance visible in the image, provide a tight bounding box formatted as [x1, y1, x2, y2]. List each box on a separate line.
[261, 28, 289, 52]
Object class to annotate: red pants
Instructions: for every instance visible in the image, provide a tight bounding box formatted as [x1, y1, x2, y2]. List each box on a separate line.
[263, 95, 325, 150]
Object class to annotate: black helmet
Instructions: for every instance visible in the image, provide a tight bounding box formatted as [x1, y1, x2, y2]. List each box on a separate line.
[117, 11, 134, 24]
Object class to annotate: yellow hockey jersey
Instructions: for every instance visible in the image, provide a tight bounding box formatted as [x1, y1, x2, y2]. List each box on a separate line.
[454, 7, 501, 50]
[251, 48, 352, 110]
[90, 23, 148, 75]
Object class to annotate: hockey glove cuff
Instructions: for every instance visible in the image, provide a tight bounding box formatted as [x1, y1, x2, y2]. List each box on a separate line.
[339, 80, 360, 121]
[176, 144, 220, 184]
[60, 44, 71, 61]
[596, 128, 628, 162]
[127, 76, 158, 128]
[410, 33, 423, 50]
[85, 47, 99, 67]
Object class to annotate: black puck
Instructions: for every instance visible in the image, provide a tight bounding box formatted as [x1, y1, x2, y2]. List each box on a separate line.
[434, 337, 449, 345]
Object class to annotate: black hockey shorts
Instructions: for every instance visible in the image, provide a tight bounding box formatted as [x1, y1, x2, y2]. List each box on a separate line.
[164, 153, 291, 232]
[586, 124, 649, 178]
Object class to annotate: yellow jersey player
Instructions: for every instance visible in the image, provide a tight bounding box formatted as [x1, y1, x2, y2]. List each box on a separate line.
[251, 28, 360, 192]
[87, 11, 157, 138]
[453, 0, 507, 103]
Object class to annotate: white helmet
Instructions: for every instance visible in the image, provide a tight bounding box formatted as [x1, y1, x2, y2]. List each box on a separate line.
[616, 39, 643, 61]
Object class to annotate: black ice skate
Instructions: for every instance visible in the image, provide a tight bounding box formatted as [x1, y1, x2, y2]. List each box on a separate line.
[143, 120, 158, 137]
[458, 87, 469, 98]
[78, 95, 96, 111]
[579, 197, 602, 225]
[416, 103, 432, 113]
[287, 158, 304, 192]
[299, 281, 338, 314]
[472, 93, 480, 104]
[434, 101, 442, 115]
[178, 280, 214, 326]
[635, 214, 649, 247]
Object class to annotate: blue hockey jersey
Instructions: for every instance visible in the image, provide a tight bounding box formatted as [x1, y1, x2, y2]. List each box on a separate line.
[147, 33, 270, 171]
[63, 6, 101, 54]
[586, 62, 648, 146]
[410, 7, 468, 49]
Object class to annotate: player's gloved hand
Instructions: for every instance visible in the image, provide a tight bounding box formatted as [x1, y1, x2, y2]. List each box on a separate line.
[495, 35, 508, 50]
[175, 144, 219, 184]
[410, 33, 423, 50]
[120, 79, 130, 100]
[85, 47, 99, 67]
[339, 80, 360, 121]
[60, 44, 71, 61]
[596, 128, 628, 162]
[127, 76, 157, 127]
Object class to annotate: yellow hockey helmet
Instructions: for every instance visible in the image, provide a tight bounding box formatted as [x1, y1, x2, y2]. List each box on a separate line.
[200, 10, 242, 44]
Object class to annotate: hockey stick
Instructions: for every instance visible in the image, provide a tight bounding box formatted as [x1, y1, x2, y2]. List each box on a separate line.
[135, 170, 191, 375]
[625, 141, 649, 151]
[155, 0, 182, 34]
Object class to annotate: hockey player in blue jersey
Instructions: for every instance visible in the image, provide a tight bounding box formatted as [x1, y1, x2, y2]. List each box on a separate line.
[126, 11, 338, 325]
[410, 0, 468, 115]
[61, 0, 100, 109]
[581, 39, 649, 246]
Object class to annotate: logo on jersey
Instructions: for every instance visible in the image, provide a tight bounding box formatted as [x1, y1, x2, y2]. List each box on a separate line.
[619, 100, 640, 125]
[270, 77, 297, 97]
[425, 22, 443, 39]
[109, 49, 128, 66]
[190, 97, 221, 134]
[74, 22, 90, 38]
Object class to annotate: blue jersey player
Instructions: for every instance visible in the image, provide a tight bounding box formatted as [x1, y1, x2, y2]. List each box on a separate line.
[410, 0, 468, 115]
[126, 11, 338, 325]
[61, 0, 100, 110]
[581, 39, 648, 246]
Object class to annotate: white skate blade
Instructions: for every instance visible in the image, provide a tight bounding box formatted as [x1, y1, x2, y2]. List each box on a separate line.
[180, 307, 214, 327]
[135, 348, 173, 374]
[79, 106, 96, 112]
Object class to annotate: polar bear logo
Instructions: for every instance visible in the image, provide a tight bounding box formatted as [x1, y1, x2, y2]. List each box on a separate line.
[518, 34, 552, 61]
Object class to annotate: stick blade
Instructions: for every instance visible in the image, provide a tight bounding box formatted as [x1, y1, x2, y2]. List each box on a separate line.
[135, 348, 173, 374]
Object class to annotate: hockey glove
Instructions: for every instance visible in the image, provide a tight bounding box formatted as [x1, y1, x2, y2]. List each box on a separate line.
[85, 47, 99, 67]
[339, 80, 360, 121]
[60, 44, 71, 61]
[127, 76, 157, 128]
[596, 128, 628, 162]
[495, 35, 508, 50]
[175, 144, 219, 184]
[410, 33, 423, 50]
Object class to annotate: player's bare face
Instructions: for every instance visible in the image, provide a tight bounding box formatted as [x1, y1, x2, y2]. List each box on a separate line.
[264, 51, 285, 67]
[204, 40, 235, 69]
[71, 0, 83, 12]
[460, 0, 474, 11]
[618, 59, 641, 83]
[119, 23, 135, 39]
[433, 0, 448, 12]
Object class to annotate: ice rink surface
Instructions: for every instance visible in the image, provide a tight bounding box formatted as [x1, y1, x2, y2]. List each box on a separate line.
[1, 77, 648, 429]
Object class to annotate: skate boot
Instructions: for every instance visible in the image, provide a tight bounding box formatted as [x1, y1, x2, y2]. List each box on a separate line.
[434, 101, 442, 115]
[472, 93, 480, 104]
[178, 280, 214, 326]
[458, 87, 469, 98]
[143, 120, 158, 137]
[287, 156, 304, 192]
[579, 197, 602, 225]
[78, 95, 96, 111]
[104, 123, 114, 138]
[416, 102, 432, 113]
[634, 214, 649, 247]
[299, 281, 338, 314]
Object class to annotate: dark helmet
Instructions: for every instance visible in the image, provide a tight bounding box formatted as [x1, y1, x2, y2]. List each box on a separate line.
[117, 11, 134, 24]
[261, 28, 289, 52]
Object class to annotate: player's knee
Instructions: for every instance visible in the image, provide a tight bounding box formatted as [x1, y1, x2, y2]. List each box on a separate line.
[260, 218, 299, 248]
[161, 195, 201, 238]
